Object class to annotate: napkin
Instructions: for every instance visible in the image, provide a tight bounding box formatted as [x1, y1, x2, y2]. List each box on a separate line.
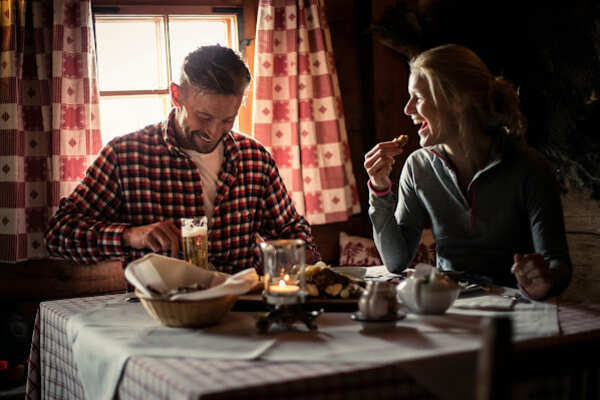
[171, 268, 259, 300]
[67, 303, 275, 400]
[452, 294, 515, 311]
[124, 253, 259, 300]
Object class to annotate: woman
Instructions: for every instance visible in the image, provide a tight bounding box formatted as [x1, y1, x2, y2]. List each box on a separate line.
[364, 44, 571, 300]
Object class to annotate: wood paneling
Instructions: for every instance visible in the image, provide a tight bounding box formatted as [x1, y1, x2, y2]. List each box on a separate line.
[561, 188, 600, 302]
[0, 259, 125, 302]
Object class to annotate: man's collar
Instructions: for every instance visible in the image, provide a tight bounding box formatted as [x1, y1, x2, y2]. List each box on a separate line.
[163, 108, 184, 155]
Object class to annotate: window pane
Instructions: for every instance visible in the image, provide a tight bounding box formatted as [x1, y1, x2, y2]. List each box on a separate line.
[168, 17, 231, 81]
[99, 95, 170, 145]
[95, 17, 167, 91]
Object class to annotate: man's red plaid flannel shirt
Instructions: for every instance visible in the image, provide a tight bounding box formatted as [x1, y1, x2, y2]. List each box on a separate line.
[45, 110, 317, 273]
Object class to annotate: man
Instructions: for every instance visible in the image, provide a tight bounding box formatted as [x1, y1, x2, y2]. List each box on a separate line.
[45, 45, 319, 273]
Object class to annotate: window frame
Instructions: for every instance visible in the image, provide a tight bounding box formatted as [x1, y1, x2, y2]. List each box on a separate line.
[91, 1, 256, 140]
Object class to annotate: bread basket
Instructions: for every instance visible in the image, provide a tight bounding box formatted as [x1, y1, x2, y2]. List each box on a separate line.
[125, 254, 258, 328]
[136, 291, 238, 328]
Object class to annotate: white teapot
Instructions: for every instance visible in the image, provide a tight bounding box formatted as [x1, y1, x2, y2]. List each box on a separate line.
[396, 264, 460, 315]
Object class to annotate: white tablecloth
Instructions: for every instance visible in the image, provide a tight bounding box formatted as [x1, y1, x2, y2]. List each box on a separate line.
[65, 293, 558, 400]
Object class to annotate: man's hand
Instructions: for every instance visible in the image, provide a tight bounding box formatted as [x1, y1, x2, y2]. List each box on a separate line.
[123, 220, 181, 258]
[511, 253, 553, 300]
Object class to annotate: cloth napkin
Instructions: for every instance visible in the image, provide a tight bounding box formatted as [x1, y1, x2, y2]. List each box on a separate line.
[124, 253, 259, 300]
[67, 302, 275, 400]
[171, 268, 259, 300]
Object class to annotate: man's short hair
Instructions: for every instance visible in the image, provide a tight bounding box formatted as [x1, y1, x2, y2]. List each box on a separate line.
[180, 45, 251, 95]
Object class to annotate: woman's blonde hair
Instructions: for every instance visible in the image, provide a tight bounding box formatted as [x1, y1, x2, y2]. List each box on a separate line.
[409, 44, 526, 140]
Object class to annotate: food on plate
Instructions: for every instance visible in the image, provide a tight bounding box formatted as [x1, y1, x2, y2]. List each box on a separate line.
[392, 134, 409, 148]
[304, 262, 365, 299]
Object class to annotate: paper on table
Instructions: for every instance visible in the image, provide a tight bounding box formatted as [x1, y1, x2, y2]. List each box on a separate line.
[124, 253, 258, 300]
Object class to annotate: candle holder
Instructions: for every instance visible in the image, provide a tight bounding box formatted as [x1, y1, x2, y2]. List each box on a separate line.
[256, 303, 321, 333]
[257, 239, 321, 332]
[259, 239, 306, 306]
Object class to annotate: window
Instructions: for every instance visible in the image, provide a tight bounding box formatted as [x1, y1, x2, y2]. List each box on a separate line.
[93, 7, 242, 145]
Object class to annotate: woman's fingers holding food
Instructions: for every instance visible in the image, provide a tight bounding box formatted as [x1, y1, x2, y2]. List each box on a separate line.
[365, 135, 409, 159]
[365, 154, 394, 176]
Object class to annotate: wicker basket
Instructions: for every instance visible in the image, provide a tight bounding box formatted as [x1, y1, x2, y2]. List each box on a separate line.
[136, 291, 238, 328]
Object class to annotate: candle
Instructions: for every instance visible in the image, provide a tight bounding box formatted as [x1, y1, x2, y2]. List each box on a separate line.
[269, 279, 300, 295]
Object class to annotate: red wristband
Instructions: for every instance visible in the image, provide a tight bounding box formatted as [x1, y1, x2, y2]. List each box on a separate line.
[518, 284, 534, 300]
[368, 180, 391, 196]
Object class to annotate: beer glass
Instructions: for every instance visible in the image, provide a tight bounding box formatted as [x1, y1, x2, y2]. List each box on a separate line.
[181, 216, 208, 269]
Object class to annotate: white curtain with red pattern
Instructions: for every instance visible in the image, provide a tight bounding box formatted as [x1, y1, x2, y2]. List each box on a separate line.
[252, 0, 361, 225]
[0, 0, 101, 263]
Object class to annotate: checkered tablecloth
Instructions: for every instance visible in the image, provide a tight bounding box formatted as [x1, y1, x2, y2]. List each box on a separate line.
[24, 294, 437, 400]
[25, 295, 600, 400]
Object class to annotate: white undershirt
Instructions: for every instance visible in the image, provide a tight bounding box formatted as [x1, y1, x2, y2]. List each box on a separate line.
[183, 143, 224, 224]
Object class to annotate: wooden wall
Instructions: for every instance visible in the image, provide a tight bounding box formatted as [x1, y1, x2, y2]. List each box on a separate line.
[561, 188, 600, 302]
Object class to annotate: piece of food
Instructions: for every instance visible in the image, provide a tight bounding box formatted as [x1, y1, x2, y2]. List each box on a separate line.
[304, 263, 365, 299]
[304, 261, 327, 280]
[306, 283, 319, 297]
[325, 283, 343, 297]
[339, 287, 350, 299]
[392, 134, 409, 148]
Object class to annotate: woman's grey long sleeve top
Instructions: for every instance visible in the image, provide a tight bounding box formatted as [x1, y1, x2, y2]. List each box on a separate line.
[369, 139, 572, 289]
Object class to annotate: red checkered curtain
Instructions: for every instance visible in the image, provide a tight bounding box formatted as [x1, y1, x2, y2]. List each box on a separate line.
[253, 0, 361, 225]
[0, 0, 101, 263]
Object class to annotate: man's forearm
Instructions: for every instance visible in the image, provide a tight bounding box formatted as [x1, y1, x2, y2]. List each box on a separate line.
[45, 210, 130, 264]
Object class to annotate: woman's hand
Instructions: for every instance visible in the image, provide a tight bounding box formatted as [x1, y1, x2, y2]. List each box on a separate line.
[364, 140, 406, 191]
[511, 253, 554, 300]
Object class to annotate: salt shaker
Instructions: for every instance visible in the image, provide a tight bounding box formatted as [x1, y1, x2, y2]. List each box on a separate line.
[358, 281, 399, 320]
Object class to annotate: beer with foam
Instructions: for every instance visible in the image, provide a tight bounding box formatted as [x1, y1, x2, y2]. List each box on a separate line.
[181, 217, 208, 269]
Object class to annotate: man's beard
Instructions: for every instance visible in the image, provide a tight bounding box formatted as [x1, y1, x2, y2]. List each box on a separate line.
[187, 129, 228, 154]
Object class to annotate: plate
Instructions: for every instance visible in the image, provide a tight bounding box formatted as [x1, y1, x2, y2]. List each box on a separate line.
[350, 311, 406, 324]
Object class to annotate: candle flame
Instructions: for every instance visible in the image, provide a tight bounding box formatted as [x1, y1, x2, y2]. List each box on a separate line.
[284, 274, 290, 280]
[278, 279, 286, 288]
